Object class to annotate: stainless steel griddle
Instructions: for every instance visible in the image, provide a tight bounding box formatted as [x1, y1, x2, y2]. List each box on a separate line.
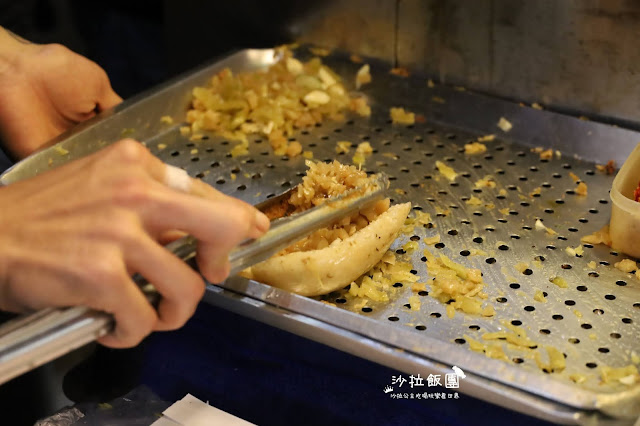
[3, 47, 640, 424]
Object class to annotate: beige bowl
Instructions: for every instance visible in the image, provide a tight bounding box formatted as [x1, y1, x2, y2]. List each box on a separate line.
[610, 143, 640, 258]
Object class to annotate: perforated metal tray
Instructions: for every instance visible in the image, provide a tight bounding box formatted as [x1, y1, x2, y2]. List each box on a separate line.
[4, 47, 640, 424]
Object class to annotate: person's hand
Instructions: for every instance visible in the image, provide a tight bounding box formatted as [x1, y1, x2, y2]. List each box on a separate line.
[0, 27, 122, 159]
[0, 139, 270, 348]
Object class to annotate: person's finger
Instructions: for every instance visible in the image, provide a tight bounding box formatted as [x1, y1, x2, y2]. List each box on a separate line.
[75, 109, 97, 122]
[122, 233, 205, 331]
[17, 139, 269, 239]
[10, 139, 145, 192]
[157, 229, 188, 245]
[96, 84, 123, 111]
[159, 163, 230, 201]
[96, 271, 158, 348]
[143, 189, 270, 241]
[189, 174, 227, 200]
[20, 139, 227, 204]
[127, 186, 269, 282]
[98, 140, 228, 202]
[99, 142, 226, 202]
[196, 241, 233, 283]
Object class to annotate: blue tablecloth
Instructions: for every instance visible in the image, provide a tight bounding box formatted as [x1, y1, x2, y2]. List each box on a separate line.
[139, 303, 551, 426]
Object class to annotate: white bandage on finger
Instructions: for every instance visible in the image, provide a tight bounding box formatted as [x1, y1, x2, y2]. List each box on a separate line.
[164, 165, 192, 193]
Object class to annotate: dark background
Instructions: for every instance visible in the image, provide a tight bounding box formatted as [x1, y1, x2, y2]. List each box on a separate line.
[0, 0, 318, 98]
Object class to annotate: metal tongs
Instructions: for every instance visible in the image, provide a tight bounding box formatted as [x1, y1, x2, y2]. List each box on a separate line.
[0, 173, 389, 384]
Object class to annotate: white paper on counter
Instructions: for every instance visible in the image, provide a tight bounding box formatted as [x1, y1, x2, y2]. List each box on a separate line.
[151, 394, 255, 426]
